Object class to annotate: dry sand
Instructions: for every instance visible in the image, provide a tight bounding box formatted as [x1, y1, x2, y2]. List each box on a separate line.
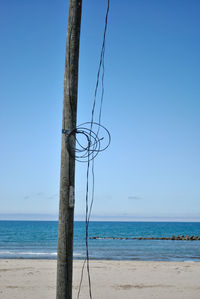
[0, 259, 200, 298]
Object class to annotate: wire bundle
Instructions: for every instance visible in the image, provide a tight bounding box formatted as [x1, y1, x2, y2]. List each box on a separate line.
[64, 122, 111, 162]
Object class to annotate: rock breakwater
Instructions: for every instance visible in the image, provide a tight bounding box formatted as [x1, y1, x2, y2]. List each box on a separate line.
[90, 235, 200, 241]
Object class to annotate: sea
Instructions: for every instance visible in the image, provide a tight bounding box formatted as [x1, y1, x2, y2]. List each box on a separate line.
[0, 221, 200, 261]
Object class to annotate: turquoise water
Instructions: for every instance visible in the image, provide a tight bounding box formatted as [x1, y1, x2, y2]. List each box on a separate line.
[0, 221, 199, 261]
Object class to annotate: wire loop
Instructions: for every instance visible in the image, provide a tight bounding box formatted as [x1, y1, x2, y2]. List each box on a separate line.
[64, 122, 111, 162]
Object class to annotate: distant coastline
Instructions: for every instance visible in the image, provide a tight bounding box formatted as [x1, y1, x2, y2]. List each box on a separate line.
[0, 213, 200, 222]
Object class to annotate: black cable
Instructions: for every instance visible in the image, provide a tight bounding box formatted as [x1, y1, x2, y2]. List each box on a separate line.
[63, 122, 111, 162]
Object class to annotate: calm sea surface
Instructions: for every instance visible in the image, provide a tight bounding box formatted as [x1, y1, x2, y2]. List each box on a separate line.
[0, 221, 200, 261]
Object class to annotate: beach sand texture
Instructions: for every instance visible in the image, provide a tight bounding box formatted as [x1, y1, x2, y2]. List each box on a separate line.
[0, 259, 200, 298]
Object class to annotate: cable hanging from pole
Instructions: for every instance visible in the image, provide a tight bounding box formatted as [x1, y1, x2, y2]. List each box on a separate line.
[62, 1, 111, 298]
[62, 122, 111, 162]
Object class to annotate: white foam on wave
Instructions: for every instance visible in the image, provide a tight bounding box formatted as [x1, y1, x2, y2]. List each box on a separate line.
[73, 252, 84, 257]
[0, 251, 57, 256]
[0, 251, 85, 258]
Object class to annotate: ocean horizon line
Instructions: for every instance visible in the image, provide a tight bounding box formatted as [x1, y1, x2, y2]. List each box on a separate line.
[0, 212, 200, 222]
[0, 217, 200, 223]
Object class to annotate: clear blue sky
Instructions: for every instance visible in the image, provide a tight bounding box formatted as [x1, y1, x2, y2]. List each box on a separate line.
[0, 0, 199, 221]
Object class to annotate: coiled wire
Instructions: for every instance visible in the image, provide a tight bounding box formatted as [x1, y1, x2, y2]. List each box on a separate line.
[63, 122, 111, 162]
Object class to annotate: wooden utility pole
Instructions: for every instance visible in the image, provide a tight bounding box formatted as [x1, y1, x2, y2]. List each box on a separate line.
[56, 1, 82, 298]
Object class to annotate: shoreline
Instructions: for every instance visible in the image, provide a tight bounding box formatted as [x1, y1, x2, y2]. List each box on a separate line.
[0, 257, 200, 262]
[1, 259, 200, 298]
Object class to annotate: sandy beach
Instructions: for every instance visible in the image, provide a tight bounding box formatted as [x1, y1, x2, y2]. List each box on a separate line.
[0, 259, 200, 298]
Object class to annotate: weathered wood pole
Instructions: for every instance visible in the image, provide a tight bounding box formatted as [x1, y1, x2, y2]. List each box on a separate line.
[56, 1, 82, 298]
